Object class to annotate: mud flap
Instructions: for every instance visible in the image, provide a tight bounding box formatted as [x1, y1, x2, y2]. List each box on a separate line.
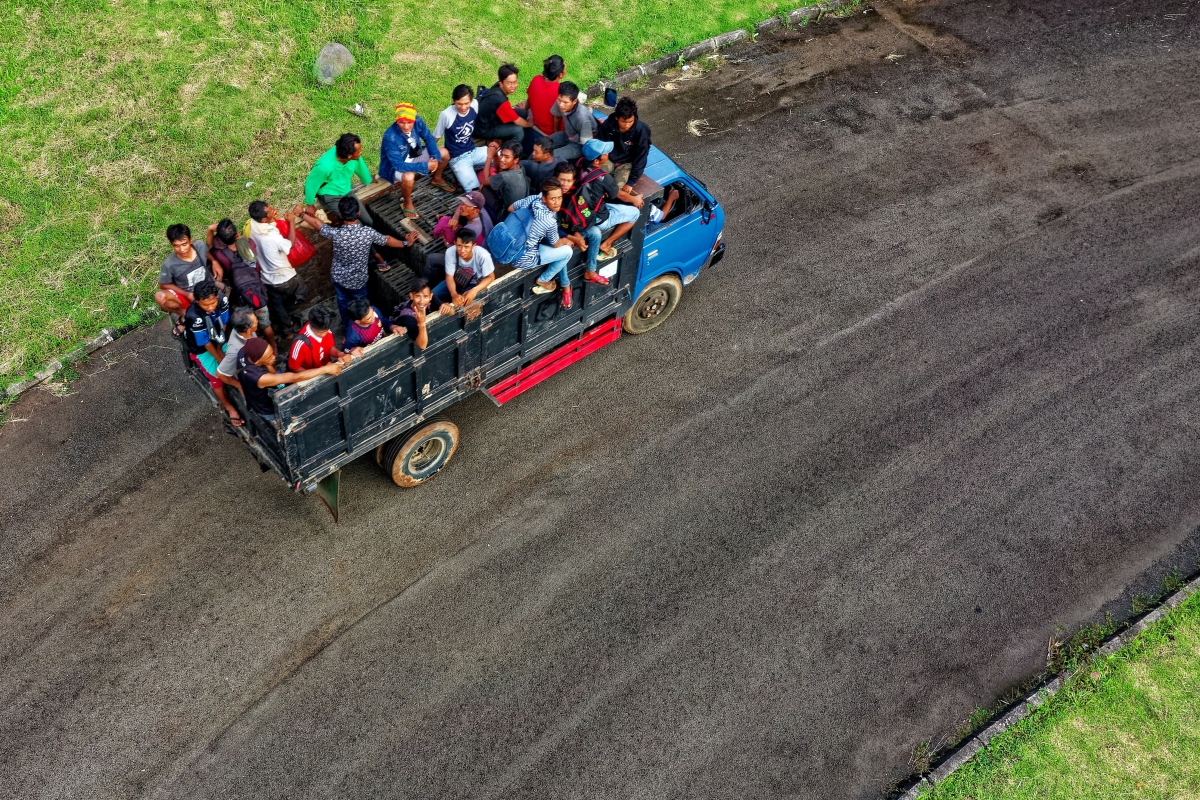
[312, 470, 341, 523]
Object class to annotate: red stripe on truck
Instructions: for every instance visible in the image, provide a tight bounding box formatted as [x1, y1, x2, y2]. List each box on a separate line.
[485, 318, 622, 405]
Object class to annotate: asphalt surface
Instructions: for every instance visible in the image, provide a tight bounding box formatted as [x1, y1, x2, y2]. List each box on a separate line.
[4, 0, 1200, 797]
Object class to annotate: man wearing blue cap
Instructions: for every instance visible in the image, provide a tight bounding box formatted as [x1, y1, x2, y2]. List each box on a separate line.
[561, 138, 643, 280]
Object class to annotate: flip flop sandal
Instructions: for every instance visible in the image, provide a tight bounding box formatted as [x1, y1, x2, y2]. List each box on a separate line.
[171, 322, 186, 339]
[584, 274, 610, 286]
[404, 208, 420, 219]
[430, 181, 456, 193]
[560, 288, 572, 309]
[597, 249, 617, 262]
[228, 412, 245, 428]
[532, 283, 556, 295]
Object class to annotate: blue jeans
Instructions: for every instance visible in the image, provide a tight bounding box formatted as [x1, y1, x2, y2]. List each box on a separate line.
[536, 243, 574, 287]
[333, 282, 368, 331]
[448, 146, 489, 191]
[581, 203, 641, 272]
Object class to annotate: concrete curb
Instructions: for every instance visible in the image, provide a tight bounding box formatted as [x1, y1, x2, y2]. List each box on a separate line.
[3, 310, 162, 401]
[894, 572, 1200, 798]
[584, 0, 853, 98]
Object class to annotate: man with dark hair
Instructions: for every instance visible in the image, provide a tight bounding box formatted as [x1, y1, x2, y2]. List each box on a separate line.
[380, 102, 441, 220]
[480, 141, 528, 222]
[595, 96, 652, 196]
[217, 306, 259, 390]
[155, 223, 219, 325]
[508, 180, 576, 308]
[523, 55, 565, 149]
[183, 279, 242, 426]
[287, 306, 356, 372]
[431, 84, 490, 192]
[566, 139, 643, 278]
[477, 64, 532, 143]
[344, 297, 405, 350]
[520, 135, 563, 189]
[236, 337, 343, 423]
[300, 197, 417, 330]
[391, 278, 433, 350]
[207, 218, 276, 351]
[303, 133, 375, 227]
[548, 80, 594, 161]
[248, 201, 304, 339]
[427, 226, 495, 309]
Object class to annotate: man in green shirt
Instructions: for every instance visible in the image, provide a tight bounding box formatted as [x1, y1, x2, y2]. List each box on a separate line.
[304, 133, 376, 227]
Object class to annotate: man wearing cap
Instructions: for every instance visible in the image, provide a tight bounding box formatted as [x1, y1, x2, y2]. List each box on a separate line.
[380, 103, 441, 220]
[429, 190, 494, 265]
[304, 133, 376, 228]
[236, 337, 343, 424]
[569, 138, 644, 274]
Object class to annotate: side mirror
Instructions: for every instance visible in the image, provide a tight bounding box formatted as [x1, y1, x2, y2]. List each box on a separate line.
[700, 201, 714, 225]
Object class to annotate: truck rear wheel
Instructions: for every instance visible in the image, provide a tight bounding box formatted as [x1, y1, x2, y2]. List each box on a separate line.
[379, 420, 460, 488]
[623, 274, 683, 335]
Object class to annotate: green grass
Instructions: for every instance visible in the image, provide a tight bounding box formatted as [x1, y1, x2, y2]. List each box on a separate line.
[0, 0, 801, 387]
[923, 589, 1200, 800]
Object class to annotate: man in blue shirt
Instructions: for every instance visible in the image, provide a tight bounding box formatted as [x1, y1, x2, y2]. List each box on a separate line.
[380, 103, 441, 220]
[431, 85, 491, 192]
[183, 280, 242, 426]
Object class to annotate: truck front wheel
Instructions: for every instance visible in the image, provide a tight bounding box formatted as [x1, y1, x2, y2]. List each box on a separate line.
[623, 274, 682, 335]
[379, 420, 460, 487]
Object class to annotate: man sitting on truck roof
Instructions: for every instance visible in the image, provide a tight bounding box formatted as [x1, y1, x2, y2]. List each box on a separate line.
[480, 141, 529, 223]
[236, 337, 343, 423]
[427, 227, 495, 310]
[183, 280, 243, 427]
[379, 103, 441, 220]
[569, 139, 643, 279]
[548, 81, 594, 162]
[344, 298, 406, 351]
[391, 278, 433, 350]
[303, 133, 375, 228]
[288, 306, 357, 372]
[595, 96, 652, 200]
[509, 180, 576, 308]
[300, 197, 418, 331]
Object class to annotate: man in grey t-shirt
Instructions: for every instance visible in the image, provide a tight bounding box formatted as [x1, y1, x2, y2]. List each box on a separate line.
[155, 223, 220, 324]
[429, 227, 495, 311]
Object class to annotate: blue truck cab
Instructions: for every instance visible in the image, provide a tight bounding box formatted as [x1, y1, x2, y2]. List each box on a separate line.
[183, 139, 725, 519]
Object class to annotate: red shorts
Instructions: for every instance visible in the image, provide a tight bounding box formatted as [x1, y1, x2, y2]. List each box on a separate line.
[169, 288, 192, 312]
[189, 353, 223, 391]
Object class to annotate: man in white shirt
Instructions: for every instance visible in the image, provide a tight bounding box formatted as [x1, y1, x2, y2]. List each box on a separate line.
[248, 200, 303, 338]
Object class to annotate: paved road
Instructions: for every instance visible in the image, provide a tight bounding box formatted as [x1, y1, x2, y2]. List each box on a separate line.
[4, 0, 1200, 797]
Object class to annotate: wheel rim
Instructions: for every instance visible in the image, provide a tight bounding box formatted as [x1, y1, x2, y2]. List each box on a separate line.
[408, 437, 445, 473]
[637, 288, 670, 320]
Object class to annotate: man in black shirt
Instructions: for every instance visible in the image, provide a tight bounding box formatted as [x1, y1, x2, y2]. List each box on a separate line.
[235, 337, 343, 423]
[477, 64, 532, 144]
[595, 96, 652, 197]
[183, 279, 242, 426]
[480, 142, 529, 222]
[566, 139, 643, 280]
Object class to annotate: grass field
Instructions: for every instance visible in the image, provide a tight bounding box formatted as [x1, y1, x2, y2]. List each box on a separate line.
[0, 0, 796, 388]
[923, 588, 1200, 800]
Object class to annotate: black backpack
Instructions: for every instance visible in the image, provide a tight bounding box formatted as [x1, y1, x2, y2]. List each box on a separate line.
[213, 239, 267, 310]
[560, 166, 609, 231]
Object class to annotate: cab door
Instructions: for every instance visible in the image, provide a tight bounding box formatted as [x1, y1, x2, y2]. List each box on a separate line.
[638, 180, 720, 296]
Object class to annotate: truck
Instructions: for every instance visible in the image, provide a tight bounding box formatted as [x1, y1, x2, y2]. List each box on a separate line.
[184, 143, 725, 520]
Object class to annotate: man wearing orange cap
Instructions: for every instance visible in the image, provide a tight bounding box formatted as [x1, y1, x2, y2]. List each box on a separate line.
[380, 103, 441, 220]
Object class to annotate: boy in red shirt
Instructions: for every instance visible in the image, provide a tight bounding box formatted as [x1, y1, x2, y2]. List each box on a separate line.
[287, 306, 358, 371]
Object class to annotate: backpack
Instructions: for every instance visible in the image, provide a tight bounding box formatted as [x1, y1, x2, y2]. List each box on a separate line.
[212, 240, 267, 310]
[560, 166, 609, 231]
[485, 205, 535, 265]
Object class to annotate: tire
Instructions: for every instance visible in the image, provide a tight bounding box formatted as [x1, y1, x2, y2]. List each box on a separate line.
[623, 274, 683, 335]
[379, 420, 460, 488]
